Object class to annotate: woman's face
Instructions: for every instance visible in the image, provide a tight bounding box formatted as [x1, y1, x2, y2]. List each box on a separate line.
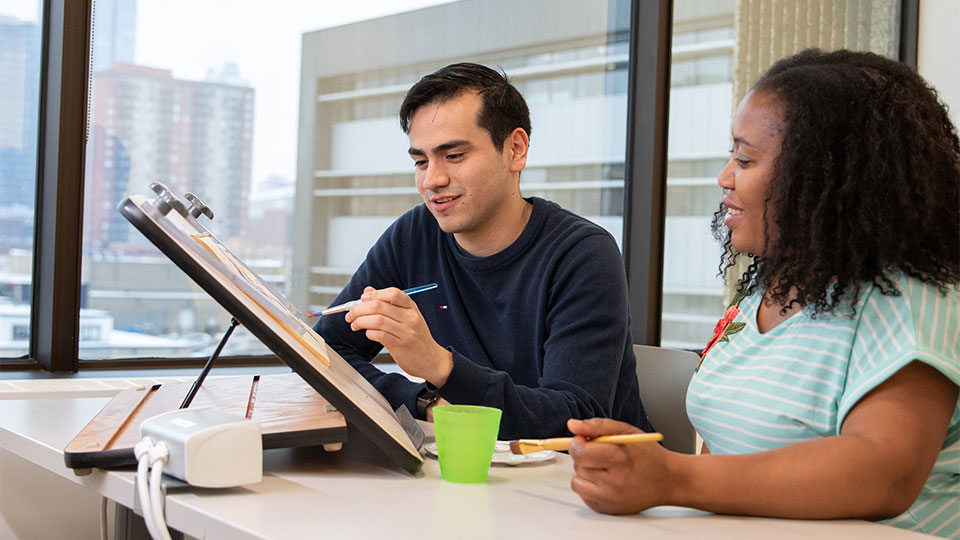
[717, 90, 784, 256]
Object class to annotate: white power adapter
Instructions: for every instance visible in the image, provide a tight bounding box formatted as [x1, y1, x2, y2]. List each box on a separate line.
[139, 408, 262, 488]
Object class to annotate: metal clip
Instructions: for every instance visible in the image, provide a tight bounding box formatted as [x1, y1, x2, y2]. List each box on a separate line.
[149, 182, 187, 217]
[184, 193, 215, 220]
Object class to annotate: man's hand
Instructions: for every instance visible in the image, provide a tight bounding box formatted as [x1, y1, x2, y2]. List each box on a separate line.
[567, 417, 674, 515]
[344, 286, 454, 387]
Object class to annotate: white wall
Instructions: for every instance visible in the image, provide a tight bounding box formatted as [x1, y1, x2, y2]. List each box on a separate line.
[918, 0, 960, 129]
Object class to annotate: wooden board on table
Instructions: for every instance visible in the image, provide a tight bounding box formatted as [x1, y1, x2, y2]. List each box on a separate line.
[64, 372, 347, 469]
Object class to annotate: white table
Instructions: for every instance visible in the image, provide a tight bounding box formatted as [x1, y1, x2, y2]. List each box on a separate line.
[0, 397, 931, 539]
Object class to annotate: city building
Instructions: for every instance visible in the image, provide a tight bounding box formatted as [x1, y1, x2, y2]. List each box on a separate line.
[90, 0, 137, 73]
[293, 0, 733, 348]
[0, 16, 40, 253]
[245, 174, 296, 272]
[0, 302, 209, 358]
[84, 63, 256, 251]
[75, 62, 258, 348]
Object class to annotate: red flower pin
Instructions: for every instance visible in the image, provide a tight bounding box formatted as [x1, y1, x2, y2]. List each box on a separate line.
[697, 297, 746, 371]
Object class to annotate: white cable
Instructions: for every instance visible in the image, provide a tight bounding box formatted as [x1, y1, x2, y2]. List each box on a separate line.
[148, 442, 173, 540]
[136, 456, 156, 538]
[134, 438, 159, 540]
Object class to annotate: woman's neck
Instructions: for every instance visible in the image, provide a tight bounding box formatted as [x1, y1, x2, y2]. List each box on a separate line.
[756, 286, 803, 333]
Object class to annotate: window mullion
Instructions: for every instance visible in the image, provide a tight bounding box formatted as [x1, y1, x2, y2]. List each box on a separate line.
[31, 0, 91, 372]
[622, 0, 672, 346]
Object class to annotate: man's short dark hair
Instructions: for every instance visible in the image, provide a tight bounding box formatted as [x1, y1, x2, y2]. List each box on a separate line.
[399, 62, 532, 150]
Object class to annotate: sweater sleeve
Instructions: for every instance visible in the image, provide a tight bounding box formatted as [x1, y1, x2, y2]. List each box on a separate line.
[432, 232, 640, 439]
[312, 219, 426, 418]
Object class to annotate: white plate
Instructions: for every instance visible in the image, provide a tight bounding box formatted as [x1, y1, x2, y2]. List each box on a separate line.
[423, 440, 557, 466]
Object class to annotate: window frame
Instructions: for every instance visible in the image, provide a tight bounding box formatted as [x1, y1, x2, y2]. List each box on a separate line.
[8, 0, 917, 373]
[24, 0, 90, 372]
[622, 0, 671, 346]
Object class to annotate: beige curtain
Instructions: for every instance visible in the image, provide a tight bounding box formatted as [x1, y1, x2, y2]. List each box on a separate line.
[722, 0, 900, 304]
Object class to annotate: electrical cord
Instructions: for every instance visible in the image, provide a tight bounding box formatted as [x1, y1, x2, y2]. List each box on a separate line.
[148, 443, 172, 540]
[134, 439, 158, 540]
[133, 437, 173, 540]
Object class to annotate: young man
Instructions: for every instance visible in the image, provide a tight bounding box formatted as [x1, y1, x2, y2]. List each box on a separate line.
[314, 63, 649, 438]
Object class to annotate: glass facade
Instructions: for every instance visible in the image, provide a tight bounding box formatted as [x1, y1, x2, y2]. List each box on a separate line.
[0, 5, 42, 359]
[662, 1, 737, 349]
[4, 0, 906, 363]
[663, 0, 902, 349]
[292, 0, 631, 317]
[73, 0, 633, 359]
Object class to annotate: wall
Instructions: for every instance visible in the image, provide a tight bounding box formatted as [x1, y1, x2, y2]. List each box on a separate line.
[918, 0, 959, 127]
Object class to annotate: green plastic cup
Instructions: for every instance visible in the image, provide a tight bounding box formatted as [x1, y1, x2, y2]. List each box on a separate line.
[433, 405, 502, 483]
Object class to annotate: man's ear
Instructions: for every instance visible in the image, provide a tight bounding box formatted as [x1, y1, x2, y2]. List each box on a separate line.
[504, 127, 529, 173]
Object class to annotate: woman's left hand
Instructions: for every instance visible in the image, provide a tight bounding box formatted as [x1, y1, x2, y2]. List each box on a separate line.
[567, 417, 675, 514]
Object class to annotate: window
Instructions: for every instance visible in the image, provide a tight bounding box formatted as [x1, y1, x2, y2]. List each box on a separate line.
[661, 0, 903, 350]
[80, 0, 632, 361]
[295, 2, 631, 316]
[12, 325, 29, 342]
[79, 1, 468, 360]
[0, 3, 42, 361]
[7, 0, 919, 371]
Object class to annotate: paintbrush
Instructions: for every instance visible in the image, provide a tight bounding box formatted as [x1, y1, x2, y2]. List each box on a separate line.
[509, 432, 663, 454]
[306, 283, 437, 317]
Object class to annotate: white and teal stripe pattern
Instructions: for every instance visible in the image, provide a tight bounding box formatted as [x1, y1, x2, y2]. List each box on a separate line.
[687, 273, 959, 537]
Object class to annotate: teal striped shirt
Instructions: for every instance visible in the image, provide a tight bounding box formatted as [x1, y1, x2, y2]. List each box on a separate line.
[687, 274, 959, 538]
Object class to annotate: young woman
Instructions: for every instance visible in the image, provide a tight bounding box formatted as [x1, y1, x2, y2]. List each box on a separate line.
[568, 49, 960, 538]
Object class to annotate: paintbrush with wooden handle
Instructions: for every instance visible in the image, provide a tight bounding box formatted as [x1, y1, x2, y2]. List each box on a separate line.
[509, 432, 663, 454]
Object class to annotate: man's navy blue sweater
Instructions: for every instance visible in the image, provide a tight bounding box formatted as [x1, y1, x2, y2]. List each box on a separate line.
[315, 197, 650, 438]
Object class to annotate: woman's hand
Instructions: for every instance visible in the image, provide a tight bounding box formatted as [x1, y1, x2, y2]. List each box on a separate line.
[567, 418, 676, 515]
[570, 361, 957, 520]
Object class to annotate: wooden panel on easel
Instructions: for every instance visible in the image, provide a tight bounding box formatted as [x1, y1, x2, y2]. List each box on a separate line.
[64, 372, 347, 469]
[119, 193, 424, 474]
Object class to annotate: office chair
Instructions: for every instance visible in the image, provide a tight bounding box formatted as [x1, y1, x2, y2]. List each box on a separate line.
[633, 344, 701, 454]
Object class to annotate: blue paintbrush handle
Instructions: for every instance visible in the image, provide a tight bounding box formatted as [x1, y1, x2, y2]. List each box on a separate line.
[307, 283, 437, 317]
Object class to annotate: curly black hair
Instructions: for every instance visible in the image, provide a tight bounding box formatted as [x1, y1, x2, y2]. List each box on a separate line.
[711, 48, 960, 315]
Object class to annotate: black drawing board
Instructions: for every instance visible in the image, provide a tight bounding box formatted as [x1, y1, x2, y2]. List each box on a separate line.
[117, 185, 423, 474]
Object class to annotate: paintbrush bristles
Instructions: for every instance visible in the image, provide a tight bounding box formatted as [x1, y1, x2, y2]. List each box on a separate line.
[508, 440, 537, 454]
[509, 437, 571, 454]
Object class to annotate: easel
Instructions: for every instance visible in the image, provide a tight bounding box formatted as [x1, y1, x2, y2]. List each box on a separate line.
[65, 191, 349, 472]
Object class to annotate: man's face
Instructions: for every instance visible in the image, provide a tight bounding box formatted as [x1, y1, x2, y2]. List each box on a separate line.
[407, 92, 521, 246]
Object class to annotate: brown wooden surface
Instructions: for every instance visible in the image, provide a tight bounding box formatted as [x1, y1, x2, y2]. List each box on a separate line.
[65, 373, 346, 461]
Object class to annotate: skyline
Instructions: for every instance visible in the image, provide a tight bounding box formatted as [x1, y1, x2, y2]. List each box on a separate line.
[1, 0, 455, 189]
